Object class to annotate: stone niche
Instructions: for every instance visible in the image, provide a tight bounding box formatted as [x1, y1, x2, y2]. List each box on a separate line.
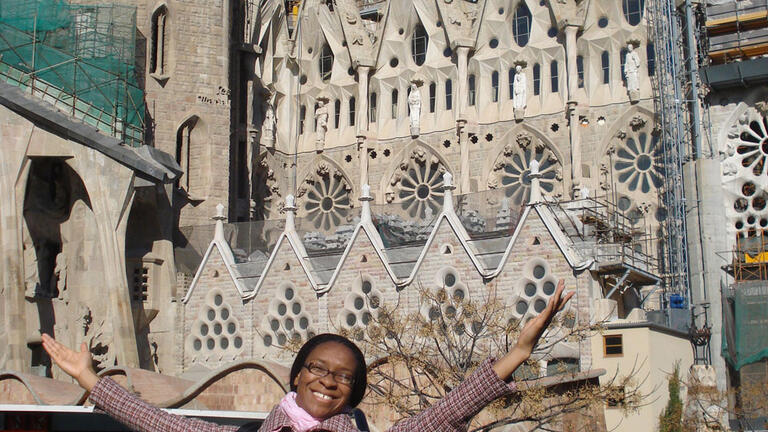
[21, 157, 111, 377]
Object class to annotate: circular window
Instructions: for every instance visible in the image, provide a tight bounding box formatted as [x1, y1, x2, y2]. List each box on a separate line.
[362, 312, 372, 324]
[547, 27, 558, 38]
[444, 272, 456, 287]
[635, 154, 653, 171]
[320, 196, 334, 212]
[753, 196, 766, 210]
[543, 281, 555, 295]
[220, 337, 229, 349]
[285, 287, 294, 300]
[299, 316, 309, 329]
[207, 309, 215, 320]
[347, 313, 357, 326]
[735, 198, 749, 213]
[390, 57, 399, 67]
[429, 306, 440, 320]
[347, 67, 355, 76]
[524, 282, 536, 297]
[292, 302, 302, 314]
[263, 335, 272, 346]
[445, 306, 457, 318]
[270, 319, 279, 331]
[228, 322, 236, 334]
[354, 296, 365, 310]
[516, 301, 528, 315]
[214, 294, 223, 306]
[453, 288, 465, 301]
[221, 308, 230, 320]
[234, 336, 243, 348]
[498, 7, 504, 14]
[362, 280, 372, 294]
[285, 318, 294, 330]
[277, 303, 287, 315]
[436, 20, 442, 27]
[443, 47, 452, 57]
[193, 339, 202, 351]
[489, 38, 499, 48]
[618, 196, 632, 211]
[533, 265, 546, 279]
[200, 324, 209, 336]
[398, 28, 404, 35]
[534, 299, 547, 313]
[416, 184, 431, 200]
[213, 323, 222, 335]
[206, 338, 215, 350]
[277, 333, 287, 345]
[598, 16, 608, 27]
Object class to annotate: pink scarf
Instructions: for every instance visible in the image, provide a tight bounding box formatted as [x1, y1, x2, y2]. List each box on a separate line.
[276, 392, 323, 432]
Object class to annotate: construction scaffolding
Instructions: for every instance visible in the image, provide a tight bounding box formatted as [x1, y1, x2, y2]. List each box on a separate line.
[0, 0, 144, 146]
[647, 0, 701, 305]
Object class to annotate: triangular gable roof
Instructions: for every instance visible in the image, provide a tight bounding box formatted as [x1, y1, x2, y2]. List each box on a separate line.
[182, 233, 249, 303]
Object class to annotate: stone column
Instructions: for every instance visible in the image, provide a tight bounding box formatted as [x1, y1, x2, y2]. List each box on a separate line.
[357, 136, 368, 193]
[568, 101, 582, 198]
[565, 25, 579, 101]
[356, 66, 370, 135]
[457, 120, 470, 193]
[456, 46, 470, 119]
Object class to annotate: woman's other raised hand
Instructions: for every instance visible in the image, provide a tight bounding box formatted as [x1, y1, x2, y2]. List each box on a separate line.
[41, 333, 99, 391]
[492, 279, 574, 381]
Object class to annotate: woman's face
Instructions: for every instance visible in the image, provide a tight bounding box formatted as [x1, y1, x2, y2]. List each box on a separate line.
[293, 342, 357, 419]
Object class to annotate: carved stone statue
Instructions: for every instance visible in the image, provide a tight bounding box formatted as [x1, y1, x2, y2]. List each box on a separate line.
[513, 65, 527, 120]
[624, 43, 641, 102]
[314, 100, 328, 151]
[262, 102, 276, 146]
[408, 83, 421, 136]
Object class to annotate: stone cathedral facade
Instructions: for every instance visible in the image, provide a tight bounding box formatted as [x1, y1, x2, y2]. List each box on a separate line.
[8, 0, 755, 430]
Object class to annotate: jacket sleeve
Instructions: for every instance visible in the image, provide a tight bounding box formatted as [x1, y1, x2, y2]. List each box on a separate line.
[89, 377, 241, 432]
[385, 358, 516, 432]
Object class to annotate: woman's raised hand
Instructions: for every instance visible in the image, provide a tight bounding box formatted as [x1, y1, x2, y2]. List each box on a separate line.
[41, 333, 99, 391]
[515, 279, 573, 356]
[492, 279, 574, 381]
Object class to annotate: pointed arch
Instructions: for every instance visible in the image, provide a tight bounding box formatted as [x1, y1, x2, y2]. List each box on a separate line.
[485, 124, 564, 205]
[382, 141, 453, 218]
[296, 156, 354, 231]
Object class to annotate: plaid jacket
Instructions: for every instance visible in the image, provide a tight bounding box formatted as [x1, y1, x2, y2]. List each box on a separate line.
[89, 358, 515, 432]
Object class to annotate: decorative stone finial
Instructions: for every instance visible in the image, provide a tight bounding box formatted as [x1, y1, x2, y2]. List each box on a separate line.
[284, 195, 297, 233]
[214, 203, 226, 241]
[528, 161, 543, 205]
[360, 184, 373, 223]
[442, 172, 455, 213]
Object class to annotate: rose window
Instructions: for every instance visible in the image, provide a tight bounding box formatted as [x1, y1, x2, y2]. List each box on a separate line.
[387, 148, 446, 218]
[722, 111, 768, 235]
[734, 115, 768, 177]
[613, 131, 664, 193]
[298, 164, 352, 231]
[489, 134, 561, 205]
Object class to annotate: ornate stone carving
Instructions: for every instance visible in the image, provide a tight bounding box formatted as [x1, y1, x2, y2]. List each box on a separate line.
[624, 42, 641, 102]
[315, 99, 329, 151]
[512, 65, 527, 120]
[408, 83, 421, 136]
[629, 116, 647, 131]
[516, 133, 532, 150]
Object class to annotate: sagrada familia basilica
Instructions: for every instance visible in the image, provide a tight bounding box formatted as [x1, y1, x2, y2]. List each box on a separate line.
[1, 0, 767, 430]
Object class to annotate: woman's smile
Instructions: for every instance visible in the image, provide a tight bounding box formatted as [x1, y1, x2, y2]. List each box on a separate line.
[293, 342, 357, 418]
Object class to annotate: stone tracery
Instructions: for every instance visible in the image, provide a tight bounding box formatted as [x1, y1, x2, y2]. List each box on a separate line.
[721, 109, 768, 235]
[488, 133, 562, 205]
[297, 161, 353, 231]
[386, 146, 447, 218]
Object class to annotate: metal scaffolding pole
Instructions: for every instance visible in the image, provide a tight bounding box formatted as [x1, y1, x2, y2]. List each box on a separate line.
[648, 0, 692, 306]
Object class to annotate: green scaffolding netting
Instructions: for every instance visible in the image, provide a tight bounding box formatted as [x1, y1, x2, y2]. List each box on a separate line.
[723, 283, 768, 370]
[0, 0, 144, 146]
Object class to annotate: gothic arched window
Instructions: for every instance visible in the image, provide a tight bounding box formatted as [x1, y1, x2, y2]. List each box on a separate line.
[391, 89, 399, 118]
[601, 51, 610, 84]
[532, 63, 540, 95]
[429, 82, 436, 112]
[369, 92, 377, 123]
[445, 79, 453, 110]
[319, 43, 333, 81]
[468, 74, 476, 106]
[513, 2, 532, 47]
[491, 71, 499, 102]
[550, 61, 559, 93]
[412, 24, 428, 66]
[150, 6, 168, 75]
[577, 55, 584, 88]
[622, 0, 645, 26]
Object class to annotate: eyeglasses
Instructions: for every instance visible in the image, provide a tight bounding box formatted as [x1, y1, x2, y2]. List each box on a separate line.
[303, 363, 355, 386]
